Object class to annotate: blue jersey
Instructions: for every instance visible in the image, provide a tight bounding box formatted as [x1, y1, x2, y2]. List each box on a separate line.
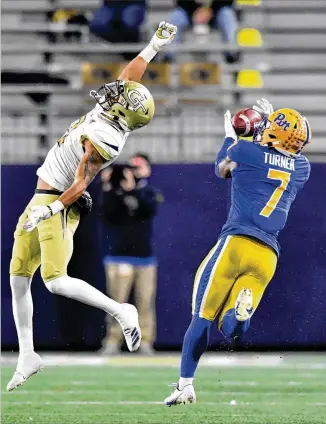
[219, 139, 310, 256]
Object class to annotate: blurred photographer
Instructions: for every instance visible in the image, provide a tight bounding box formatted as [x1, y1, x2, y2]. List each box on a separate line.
[100, 154, 163, 356]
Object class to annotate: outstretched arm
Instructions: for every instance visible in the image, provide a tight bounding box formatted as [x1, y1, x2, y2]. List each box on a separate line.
[23, 140, 104, 232]
[118, 21, 177, 82]
[215, 111, 238, 179]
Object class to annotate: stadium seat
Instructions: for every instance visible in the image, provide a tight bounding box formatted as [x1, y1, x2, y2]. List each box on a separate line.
[237, 69, 263, 88]
[81, 63, 125, 86]
[81, 63, 171, 87]
[237, 28, 263, 47]
[236, 0, 261, 6]
[2, 0, 326, 161]
[179, 63, 221, 87]
[142, 64, 171, 86]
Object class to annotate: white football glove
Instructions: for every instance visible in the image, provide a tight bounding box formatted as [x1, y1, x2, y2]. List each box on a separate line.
[253, 98, 273, 117]
[224, 110, 237, 140]
[23, 200, 64, 232]
[150, 21, 177, 52]
[23, 206, 52, 232]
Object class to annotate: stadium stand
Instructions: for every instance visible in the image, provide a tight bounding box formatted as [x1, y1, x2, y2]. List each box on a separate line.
[2, 0, 326, 163]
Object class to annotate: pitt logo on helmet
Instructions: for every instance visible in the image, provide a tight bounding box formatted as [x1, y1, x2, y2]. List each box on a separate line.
[273, 113, 291, 131]
[257, 108, 311, 156]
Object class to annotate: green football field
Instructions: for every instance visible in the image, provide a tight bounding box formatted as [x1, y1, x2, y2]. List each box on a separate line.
[2, 353, 326, 424]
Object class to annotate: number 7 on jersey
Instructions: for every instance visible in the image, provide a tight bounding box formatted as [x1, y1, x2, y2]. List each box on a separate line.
[260, 169, 291, 218]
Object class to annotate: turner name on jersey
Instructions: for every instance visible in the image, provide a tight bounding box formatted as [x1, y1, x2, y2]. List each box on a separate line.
[263, 152, 295, 171]
[37, 105, 129, 191]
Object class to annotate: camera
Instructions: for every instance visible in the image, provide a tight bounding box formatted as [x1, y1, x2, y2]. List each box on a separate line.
[109, 164, 137, 189]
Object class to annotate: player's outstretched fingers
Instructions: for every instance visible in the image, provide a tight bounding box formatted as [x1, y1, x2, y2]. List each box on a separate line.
[166, 22, 177, 33]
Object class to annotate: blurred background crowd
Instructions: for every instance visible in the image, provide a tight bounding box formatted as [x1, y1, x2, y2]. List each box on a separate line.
[2, 0, 326, 354]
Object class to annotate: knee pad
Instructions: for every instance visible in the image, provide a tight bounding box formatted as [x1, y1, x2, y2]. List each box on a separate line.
[220, 309, 251, 339]
[10, 256, 28, 276]
[45, 277, 66, 295]
[10, 276, 32, 296]
[41, 261, 62, 283]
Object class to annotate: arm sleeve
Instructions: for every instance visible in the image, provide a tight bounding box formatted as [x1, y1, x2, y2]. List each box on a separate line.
[82, 123, 120, 161]
[215, 137, 237, 176]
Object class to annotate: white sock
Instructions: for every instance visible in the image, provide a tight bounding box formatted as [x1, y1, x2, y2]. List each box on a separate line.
[10, 276, 34, 354]
[178, 377, 194, 390]
[46, 276, 122, 318]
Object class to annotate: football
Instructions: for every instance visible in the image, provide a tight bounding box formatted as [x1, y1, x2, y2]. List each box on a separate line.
[232, 108, 264, 137]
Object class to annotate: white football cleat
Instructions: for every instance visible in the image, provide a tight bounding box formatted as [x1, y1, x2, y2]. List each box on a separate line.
[7, 351, 44, 391]
[164, 383, 196, 406]
[116, 303, 141, 352]
[235, 288, 253, 321]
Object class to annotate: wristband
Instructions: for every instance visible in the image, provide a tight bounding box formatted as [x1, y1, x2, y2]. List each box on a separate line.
[48, 200, 64, 216]
[139, 43, 158, 63]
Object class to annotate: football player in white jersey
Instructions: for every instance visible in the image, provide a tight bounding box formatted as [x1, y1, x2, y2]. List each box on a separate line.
[7, 22, 177, 392]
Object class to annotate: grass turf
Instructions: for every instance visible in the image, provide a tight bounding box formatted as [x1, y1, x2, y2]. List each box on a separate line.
[2, 356, 326, 424]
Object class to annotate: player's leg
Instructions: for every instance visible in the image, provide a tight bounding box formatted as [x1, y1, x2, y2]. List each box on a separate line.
[165, 236, 238, 406]
[215, 6, 238, 44]
[101, 262, 135, 355]
[10, 210, 41, 354]
[218, 238, 277, 339]
[39, 200, 141, 352]
[134, 264, 157, 355]
[7, 204, 43, 391]
[215, 6, 240, 64]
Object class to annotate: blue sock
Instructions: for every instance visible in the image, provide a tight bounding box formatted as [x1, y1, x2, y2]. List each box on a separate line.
[221, 308, 250, 338]
[180, 315, 212, 378]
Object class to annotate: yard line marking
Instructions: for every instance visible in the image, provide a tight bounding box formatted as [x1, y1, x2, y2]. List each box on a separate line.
[298, 373, 319, 378]
[3, 401, 326, 407]
[285, 364, 326, 370]
[3, 353, 326, 369]
[3, 390, 326, 397]
[2, 412, 250, 418]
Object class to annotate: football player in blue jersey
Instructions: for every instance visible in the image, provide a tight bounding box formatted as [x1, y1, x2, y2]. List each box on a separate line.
[164, 99, 311, 406]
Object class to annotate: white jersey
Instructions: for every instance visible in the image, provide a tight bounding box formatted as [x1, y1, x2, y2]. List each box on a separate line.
[37, 105, 129, 191]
